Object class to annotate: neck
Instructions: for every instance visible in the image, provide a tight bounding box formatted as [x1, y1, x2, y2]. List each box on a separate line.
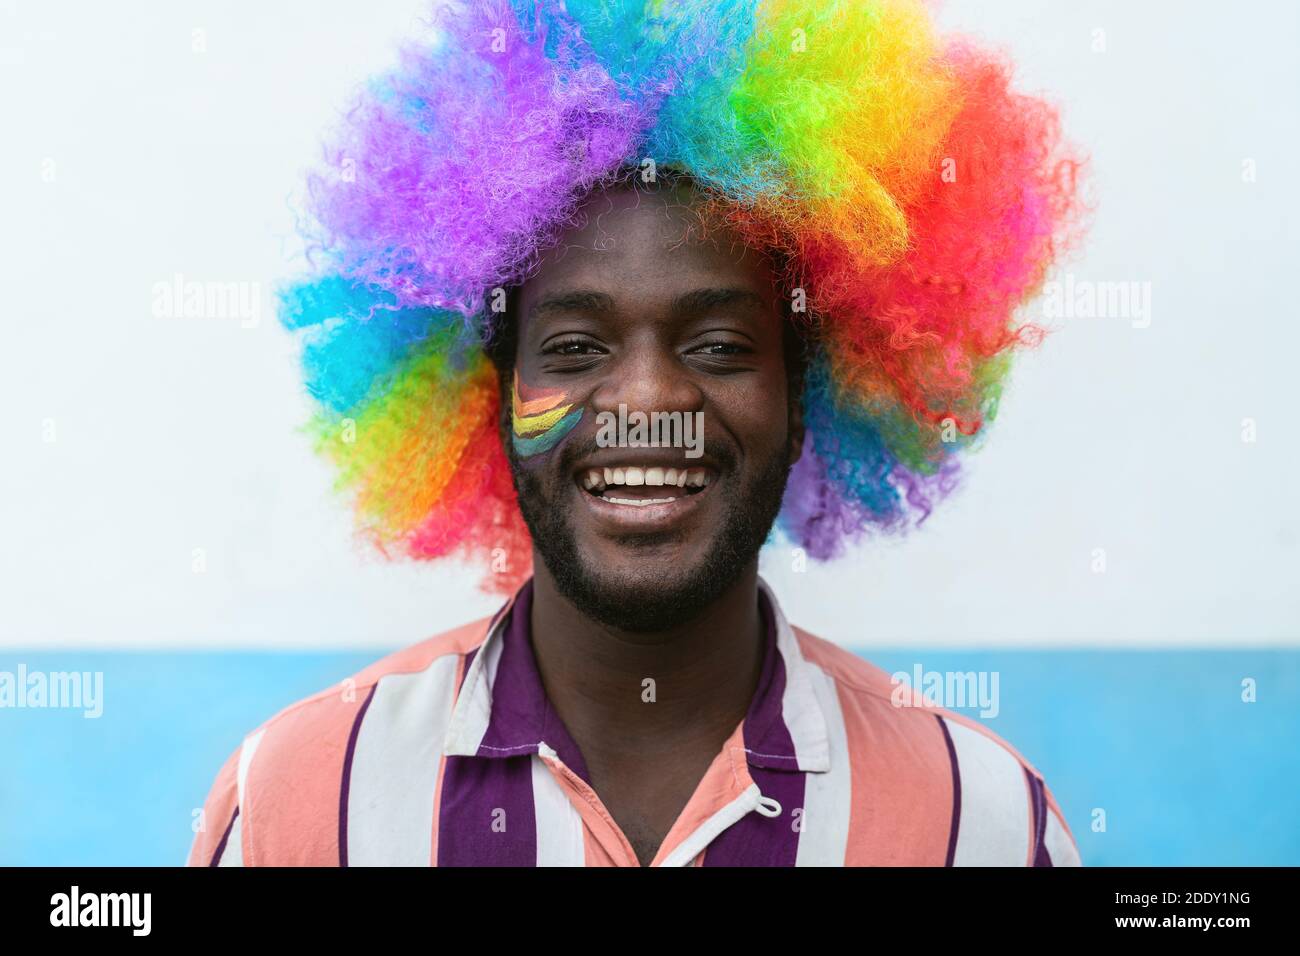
[528, 557, 765, 757]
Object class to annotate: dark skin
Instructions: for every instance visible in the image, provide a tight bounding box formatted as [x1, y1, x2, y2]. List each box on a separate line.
[508, 182, 803, 865]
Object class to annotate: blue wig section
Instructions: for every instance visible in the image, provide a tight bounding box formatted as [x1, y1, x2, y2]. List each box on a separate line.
[278, 276, 464, 414]
[803, 358, 906, 523]
[537, 1, 757, 99]
[537, 0, 773, 196]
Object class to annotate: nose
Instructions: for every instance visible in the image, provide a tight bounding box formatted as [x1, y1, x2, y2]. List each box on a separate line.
[590, 334, 704, 420]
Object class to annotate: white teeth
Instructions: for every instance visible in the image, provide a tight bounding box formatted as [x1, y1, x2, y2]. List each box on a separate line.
[604, 496, 678, 507]
[587, 465, 713, 492]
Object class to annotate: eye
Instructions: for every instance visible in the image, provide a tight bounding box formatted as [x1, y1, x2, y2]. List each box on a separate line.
[691, 341, 748, 356]
[684, 335, 758, 374]
[542, 335, 604, 357]
[687, 337, 755, 360]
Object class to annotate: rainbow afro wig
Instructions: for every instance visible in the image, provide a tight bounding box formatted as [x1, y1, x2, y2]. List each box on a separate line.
[280, 0, 1085, 593]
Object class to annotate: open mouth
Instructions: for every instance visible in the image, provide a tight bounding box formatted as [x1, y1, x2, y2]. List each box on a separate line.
[577, 465, 712, 506]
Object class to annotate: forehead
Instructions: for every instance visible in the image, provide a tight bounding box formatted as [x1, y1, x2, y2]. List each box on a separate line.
[518, 183, 779, 305]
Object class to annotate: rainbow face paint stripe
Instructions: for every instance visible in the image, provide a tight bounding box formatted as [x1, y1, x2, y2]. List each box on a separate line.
[511, 370, 583, 458]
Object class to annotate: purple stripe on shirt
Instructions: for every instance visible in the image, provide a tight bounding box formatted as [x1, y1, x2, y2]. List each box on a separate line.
[209, 806, 239, 867]
[338, 682, 377, 867]
[703, 591, 805, 866]
[1026, 767, 1053, 867]
[476, 579, 593, 785]
[437, 582, 593, 867]
[937, 715, 961, 867]
[735, 588, 801, 770]
[436, 753, 538, 866]
[701, 766, 807, 866]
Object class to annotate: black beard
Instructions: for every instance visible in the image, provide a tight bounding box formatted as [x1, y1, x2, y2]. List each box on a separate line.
[507, 439, 793, 633]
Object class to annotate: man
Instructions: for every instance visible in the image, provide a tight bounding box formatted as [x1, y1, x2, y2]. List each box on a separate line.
[189, 0, 1084, 866]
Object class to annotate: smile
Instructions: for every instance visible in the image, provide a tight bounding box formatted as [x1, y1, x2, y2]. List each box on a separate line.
[578, 465, 711, 505]
[572, 461, 717, 531]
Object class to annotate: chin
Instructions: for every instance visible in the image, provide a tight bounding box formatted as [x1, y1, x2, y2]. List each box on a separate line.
[584, 548, 706, 599]
[553, 536, 731, 634]
[513, 438, 793, 633]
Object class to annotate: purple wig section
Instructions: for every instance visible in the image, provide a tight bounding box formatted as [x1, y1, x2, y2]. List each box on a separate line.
[304, 2, 649, 320]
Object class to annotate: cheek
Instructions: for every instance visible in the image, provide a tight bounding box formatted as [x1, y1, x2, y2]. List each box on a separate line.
[511, 406, 584, 460]
[717, 372, 789, 458]
[509, 369, 584, 462]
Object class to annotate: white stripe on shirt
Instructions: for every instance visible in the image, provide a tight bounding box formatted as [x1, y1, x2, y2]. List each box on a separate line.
[345, 656, 460, 865]
[943, 717, 1031, 866]
[533, 750, 586, 866]
[795, 663, 852, 865]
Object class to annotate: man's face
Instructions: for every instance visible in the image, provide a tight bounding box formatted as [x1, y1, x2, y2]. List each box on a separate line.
[504, 182, 802, 633]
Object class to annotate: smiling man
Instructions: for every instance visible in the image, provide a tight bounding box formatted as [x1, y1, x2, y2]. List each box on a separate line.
[501, 177, 800, 640]
[188, 0, 1085, 867]
[490, 177, 809, 862]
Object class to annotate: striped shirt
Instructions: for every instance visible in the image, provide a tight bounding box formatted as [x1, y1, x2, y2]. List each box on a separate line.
[187, 576, 1082, 867]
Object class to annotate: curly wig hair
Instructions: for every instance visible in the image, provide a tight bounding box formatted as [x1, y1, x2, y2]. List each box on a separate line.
[279, 0, 1086, 593]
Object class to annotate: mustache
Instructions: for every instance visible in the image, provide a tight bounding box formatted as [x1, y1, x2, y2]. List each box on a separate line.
[555, 428, 737, 473]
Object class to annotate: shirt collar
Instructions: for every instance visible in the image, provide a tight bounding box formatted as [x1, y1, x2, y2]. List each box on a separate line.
[442, 574, 830, 774]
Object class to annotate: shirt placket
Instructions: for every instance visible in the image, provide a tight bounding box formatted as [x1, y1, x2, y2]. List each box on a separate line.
[447, 576, 824, 866]
[537, 720, 767, 867]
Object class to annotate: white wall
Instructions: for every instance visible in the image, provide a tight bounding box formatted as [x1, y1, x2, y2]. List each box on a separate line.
[2, 0, 1296, 648]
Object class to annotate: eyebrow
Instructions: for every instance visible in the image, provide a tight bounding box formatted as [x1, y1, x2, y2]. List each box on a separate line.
[671, 287, 767, 316]
[528, 287, 766, 322]
[529, 290, 615, 320]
